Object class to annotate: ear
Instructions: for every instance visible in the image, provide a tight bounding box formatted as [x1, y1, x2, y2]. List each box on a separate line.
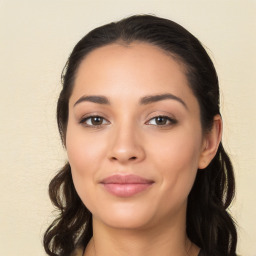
[198, 115, 222, 169]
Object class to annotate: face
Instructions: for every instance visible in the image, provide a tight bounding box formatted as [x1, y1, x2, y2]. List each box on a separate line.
[66, 42, 206, 230]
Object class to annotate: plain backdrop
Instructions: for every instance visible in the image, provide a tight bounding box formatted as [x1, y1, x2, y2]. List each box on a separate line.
[0, 0, 255, 255]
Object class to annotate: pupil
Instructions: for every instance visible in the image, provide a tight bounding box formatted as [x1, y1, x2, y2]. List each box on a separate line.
[156, 117, 166, 125]
[92, 117, 102, 125]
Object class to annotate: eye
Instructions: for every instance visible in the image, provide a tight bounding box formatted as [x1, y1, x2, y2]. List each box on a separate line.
[80, 115, 109, 127]
[146, 116, 177, 126]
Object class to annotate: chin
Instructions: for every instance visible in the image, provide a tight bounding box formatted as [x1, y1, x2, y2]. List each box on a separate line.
[99, 216, 152, 230]
[93, 204, 155, 230]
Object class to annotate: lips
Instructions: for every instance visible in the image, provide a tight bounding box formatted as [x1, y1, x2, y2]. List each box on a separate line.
[100, 174, 154, 197]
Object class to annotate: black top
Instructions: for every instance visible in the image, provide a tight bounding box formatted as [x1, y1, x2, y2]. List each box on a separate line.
[198, 250, 205, 256]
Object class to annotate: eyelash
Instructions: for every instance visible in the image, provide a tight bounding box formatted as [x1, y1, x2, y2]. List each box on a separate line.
[79, 115, 110, 128]
[79, 115, 177, 128]
[146, 115, 177, 126]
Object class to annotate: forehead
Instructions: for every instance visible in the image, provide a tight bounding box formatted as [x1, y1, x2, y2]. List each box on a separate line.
[77, 42, 186, 79]
[70, 42, 198, 110]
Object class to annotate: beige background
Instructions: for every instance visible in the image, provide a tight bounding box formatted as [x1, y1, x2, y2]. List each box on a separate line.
[0, 0, 255, 255]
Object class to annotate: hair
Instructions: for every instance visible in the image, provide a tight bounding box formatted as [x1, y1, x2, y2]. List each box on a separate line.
[44, 14, 237, 256]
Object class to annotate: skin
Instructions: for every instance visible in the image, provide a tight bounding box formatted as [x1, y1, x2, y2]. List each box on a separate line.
[66, 42, 222, 256]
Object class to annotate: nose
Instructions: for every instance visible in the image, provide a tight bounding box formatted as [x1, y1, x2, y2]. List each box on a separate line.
[108, 123, 146, 164]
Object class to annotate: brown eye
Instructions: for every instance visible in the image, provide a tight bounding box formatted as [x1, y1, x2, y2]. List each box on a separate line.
[80, 116, 109, 127]
[147, 116, 177, 126]
[155, 116, 168, 125]
[91, 116, 104, 125]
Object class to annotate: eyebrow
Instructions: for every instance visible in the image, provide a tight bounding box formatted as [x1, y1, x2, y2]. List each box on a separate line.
[74, 95, 110, 107]
[73, 93, 187, 109]
[140, 93, 188, 109]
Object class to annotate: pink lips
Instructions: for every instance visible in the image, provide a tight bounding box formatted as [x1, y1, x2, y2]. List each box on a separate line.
[100, 174, 154, 197]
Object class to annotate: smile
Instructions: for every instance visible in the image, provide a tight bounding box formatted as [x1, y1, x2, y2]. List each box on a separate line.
[100, 174, 154, 197]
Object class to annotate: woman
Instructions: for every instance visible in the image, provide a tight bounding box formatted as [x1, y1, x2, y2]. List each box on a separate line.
[44, 15, 237, 256]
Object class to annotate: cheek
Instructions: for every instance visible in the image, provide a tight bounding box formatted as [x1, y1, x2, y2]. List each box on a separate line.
[150, 128, 202, 200]
[65, 124, 106, 203]
[151, 126, 201, 166]
[66, 123, 106, 174]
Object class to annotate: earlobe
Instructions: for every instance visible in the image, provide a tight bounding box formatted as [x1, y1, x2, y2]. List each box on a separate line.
[198, 115, 222, 169]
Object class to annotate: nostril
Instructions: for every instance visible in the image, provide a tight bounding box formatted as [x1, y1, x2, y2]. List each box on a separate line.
[110, 155, 137, 162]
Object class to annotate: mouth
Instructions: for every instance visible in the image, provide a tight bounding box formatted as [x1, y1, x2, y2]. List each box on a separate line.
[100, 174, 154, 197]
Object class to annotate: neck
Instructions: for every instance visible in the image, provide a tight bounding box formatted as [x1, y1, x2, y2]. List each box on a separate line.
[84, 211, 198, 256]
